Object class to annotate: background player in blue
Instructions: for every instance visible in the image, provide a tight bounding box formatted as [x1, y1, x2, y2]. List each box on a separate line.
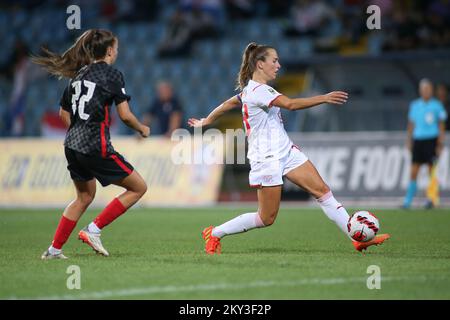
[32, 29, 150, 259]
[143, 80, 183, 137]
[403, 78, 447, 209]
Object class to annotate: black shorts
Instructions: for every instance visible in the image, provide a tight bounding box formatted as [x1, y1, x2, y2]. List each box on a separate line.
[412, 138, 437, 164]
[65, 147, 134, 186]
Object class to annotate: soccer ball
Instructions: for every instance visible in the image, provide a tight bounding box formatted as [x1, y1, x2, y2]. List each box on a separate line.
[347, 211, 379, 242]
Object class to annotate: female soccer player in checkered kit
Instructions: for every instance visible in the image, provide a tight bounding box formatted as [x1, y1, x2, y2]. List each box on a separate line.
[33, 29, 150, 259]
[189, 43, 390, 254]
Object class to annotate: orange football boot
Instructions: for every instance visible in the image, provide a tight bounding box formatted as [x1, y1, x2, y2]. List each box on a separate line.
[353, 234, 391, 252]
[202, 226, 221, 255]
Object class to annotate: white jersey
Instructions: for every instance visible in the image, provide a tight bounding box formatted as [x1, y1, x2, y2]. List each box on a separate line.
[239, 80, 293, 162]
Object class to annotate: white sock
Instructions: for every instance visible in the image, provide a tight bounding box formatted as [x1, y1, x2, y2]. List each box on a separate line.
[317, 191, 351, 238]
[48, 246, 61, 255]
[88, 222, 101, 234]
[212, 212, 266, 238]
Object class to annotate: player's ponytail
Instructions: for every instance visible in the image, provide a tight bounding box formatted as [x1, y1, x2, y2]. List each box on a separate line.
[32, 29, 116, 79]
[236, 42, 273, 90]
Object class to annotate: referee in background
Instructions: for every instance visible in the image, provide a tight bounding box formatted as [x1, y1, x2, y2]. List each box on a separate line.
[403, 78, 447, 209]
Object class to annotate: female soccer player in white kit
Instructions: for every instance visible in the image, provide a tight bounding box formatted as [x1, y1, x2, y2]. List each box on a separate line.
[188, 43, 390, 254]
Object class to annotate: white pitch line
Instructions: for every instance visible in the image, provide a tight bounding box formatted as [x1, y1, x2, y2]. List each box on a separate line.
[6, 275, 447, 300]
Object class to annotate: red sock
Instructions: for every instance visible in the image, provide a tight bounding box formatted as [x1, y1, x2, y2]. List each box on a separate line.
[52, 215, 77, 249]
[93, 198, 127, 229]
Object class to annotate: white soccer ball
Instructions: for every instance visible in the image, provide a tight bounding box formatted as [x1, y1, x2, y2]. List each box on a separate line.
[347, 211, 380, 242]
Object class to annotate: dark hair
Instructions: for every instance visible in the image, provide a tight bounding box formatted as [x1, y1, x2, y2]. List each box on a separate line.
[236, 42, 274, 90]
[31, 29, 116, 79]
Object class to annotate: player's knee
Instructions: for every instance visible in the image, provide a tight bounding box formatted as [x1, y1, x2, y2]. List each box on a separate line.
[139, 182, 147, 197]
[132, 181, 147, 199]
[78, 193, 95, 207]
[127, 177, 147, 198]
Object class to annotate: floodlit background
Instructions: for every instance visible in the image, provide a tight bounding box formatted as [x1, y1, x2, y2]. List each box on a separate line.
[0, 0, 449, 206]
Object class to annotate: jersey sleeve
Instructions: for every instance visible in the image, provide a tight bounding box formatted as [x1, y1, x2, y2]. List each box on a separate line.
[59, 85, 71, 112]
[253, 84, 282, 108]
[437, 101, 448, 121]
[107, 69, 131, 105]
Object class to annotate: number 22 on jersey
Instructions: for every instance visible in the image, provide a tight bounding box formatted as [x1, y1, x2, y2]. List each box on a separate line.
[71, 80, 96, 120]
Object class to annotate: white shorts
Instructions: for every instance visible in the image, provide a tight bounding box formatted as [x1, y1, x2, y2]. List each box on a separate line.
[249, 145, 308, 188]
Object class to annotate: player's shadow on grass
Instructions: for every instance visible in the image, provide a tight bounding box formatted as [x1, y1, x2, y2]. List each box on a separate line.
[69, 252, 136, 258]
[238, 247, 338, 255]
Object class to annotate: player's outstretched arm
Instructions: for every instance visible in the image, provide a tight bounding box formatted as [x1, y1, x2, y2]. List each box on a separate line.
[117, 101, 150, 137]
[188, 95, 241, 128]
[274, 91, 348, 111]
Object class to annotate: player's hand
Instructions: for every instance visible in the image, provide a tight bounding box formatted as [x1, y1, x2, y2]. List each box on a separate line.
[325, 91, 348, 105]
[139, 125, 150, 138]
[188, 118, 210, 128]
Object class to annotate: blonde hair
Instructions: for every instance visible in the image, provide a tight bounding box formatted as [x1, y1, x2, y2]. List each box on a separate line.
[236, 42, 274, 90]
[32, 29, 116, 79]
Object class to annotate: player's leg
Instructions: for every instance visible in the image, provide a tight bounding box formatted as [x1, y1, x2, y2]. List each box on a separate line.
[203, 186, 281, 255]
[256, 186, 283, 226]
[42, 179, 96, 259]
[286, 160, 390, 251]
[204, 158, 284, 254]
[88, 170, 147, 233]
[404, 139, 425, 209]
[63, 179, 97, 221]
[403, 162, 420, 209]
[211, 185, 280, 238]
[425, 138, 439, 208]
[78, 152, 147, 256]
[285, 160, 350, 236]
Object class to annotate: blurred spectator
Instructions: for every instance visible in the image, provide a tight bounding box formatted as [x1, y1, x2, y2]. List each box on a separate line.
[130, 0, 159, 22]
[382, 0, 450, 51]
[266, 0, 293, 17]
[284, 0, 335, 37]
[226, 0, 257, 20]
[158, 0, 224, 58]
[100, 0, 118, 22]
[436, 83, 450, 131]
[337, 0, 367, 46]
[111, 0, 159, 23]
[419, 0, 450, 48]
[180, 0, 225, 41]
[0, 0, 42, 10]
[157, 9, 193, 58]
[143, 81, 183, 137]
[382, 5, 420, 51]
[1, 40, 44, 136]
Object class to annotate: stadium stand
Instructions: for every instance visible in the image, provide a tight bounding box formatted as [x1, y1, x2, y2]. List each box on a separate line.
[0, 0, 449, 136]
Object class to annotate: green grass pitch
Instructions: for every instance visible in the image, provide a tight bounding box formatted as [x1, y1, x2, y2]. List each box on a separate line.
[1, 207, 450, 299]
